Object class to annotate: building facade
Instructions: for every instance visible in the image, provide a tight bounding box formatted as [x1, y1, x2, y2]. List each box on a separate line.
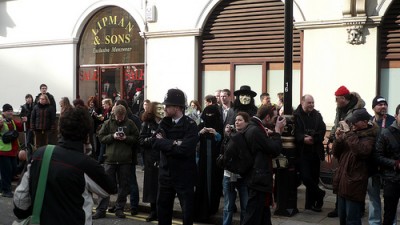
[0, 0, 399, 127]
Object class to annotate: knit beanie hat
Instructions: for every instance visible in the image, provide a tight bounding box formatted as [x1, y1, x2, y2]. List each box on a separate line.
[2, 104, 13, 112]
[335, 86, 350, 96]
[372, 96, 387, 108]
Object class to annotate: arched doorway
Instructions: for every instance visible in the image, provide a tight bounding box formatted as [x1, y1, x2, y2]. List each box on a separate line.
[78, 6, 144, 112]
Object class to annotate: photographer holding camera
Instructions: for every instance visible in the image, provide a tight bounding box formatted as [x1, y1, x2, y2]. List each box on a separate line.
[93, 104, 139, 219]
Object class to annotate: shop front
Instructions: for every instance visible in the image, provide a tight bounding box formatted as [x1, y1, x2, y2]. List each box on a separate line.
[78, 6, 144, 109]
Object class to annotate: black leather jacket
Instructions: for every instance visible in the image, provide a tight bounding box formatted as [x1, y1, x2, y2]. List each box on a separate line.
[375, 121, 400, 183]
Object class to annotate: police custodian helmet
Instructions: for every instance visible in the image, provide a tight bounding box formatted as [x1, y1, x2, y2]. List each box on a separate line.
[163, 88, 187, 107]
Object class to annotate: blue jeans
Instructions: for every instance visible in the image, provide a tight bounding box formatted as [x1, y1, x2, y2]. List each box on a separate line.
[368, 175, 382, 225]
[223, 175, 248, 225]
[338, 195, 363, 225]
[130, 164, 139, 210]
[368, 176, 397, 225]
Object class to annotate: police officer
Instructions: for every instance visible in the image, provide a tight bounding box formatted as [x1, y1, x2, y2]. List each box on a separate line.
[152, 88, 199, 225]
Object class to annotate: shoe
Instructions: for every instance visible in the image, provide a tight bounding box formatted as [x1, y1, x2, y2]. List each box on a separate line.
[115, 210, 126, 218]
[327, 209, 338, 218]
[146, 213, 158, 222]
[92, 211, 106, 219]
[233, 203, 238, 213]
[130, 208, 138, 216]
[315, 190, 326, 208]
[108, 206, 116, 213]
[2, 192, 13, 198]
[311, 206, 322, 212]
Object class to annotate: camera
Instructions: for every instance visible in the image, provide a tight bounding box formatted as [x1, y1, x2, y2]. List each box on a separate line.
[117, 127, 125, 137]
[229, 125, 235, 131]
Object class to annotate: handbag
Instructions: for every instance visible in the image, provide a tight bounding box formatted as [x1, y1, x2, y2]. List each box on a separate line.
[12, 145, 55, 225]
[272, 154, 288, 169]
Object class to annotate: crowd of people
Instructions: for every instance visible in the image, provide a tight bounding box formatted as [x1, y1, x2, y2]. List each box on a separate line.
[1, 83, 400, 225]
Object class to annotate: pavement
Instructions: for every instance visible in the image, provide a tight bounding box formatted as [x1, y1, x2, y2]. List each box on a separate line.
[100, 166, 400, 225]
[13, 166, 400, 225]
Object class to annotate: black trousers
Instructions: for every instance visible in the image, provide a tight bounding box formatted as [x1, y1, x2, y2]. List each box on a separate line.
[298, 154, 321, 207]
[242, 188, 272, 225]
[382, 180, 400, 225]
[157, 182, 194, 225]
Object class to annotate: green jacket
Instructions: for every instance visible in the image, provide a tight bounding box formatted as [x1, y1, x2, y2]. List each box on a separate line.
[98, 116, 139, 164]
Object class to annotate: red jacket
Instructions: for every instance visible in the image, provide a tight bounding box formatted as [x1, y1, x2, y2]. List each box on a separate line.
[0, 119, 23, 157]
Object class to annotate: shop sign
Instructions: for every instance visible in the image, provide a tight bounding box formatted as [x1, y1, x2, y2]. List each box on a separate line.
[91, 16, 135, 53]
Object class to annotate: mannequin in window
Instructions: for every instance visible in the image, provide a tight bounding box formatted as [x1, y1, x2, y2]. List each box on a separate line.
[131, 87, 144, 116]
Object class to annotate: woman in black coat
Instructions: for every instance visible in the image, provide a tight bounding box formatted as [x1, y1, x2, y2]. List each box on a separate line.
[139, 101, 163, 222]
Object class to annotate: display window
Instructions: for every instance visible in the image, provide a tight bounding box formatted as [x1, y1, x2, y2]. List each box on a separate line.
[78, 6, 144, 107]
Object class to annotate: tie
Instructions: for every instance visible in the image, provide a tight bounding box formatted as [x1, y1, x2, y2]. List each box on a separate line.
[172, 120, 176, 125]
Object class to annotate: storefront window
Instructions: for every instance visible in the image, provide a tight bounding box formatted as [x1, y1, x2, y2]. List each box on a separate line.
[78, 6, 145, 106]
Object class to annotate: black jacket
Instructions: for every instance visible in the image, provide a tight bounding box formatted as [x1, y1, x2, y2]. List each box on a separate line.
[153, 115, 199, 186]
[14, 140, 117, 225]
[293, 104, 326, 160]
[243, 117, 281, 192]
[34, 92, 56, 112]
[30, 103, 56, 131]
[375, 121, 400, 183]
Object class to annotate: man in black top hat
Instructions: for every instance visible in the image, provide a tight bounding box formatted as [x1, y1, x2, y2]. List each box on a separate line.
[153, 88, 199, 225]
[233, 85, 258, 117]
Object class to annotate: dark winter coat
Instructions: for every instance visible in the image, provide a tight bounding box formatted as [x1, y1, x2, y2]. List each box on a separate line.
[375, 121, 400, 183]
[243, 117, 281, 193]
[139, 119, 159, 203]
[34, 92, 57, 112]
[98, 116, 139, 164]
[153, 116, 199, 187]
[293, 104, 326, 160]
[30, 103, 56, 131]
[13, 140, 117, 225]
[332, 123, 379, 203]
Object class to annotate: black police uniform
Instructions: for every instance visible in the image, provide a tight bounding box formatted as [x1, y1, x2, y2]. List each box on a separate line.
[153, 115, 199, 225]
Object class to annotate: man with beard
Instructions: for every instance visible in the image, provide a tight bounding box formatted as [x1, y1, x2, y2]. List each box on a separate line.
[233, 85, 258, 117]
[153, 88, 199, 225]
[293, 95, 326, 212]
[92, 105, 139, 219]
[327, 85, 365, 217]
[367, 96, 395, 225]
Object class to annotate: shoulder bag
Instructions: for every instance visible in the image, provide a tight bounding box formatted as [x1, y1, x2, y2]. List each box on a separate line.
[12, 145, 55, 225]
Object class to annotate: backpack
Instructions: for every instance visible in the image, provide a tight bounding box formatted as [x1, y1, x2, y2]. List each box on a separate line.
[223, 132, 254, 176]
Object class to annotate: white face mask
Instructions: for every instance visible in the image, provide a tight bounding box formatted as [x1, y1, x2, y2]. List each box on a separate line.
[239, 95, 251, 105]
[156, 104, 165, 119]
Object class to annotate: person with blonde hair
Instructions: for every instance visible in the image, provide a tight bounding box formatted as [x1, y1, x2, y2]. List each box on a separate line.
[31, 94, 56, 148]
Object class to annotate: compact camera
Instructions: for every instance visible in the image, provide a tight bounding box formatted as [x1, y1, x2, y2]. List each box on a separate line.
[117, 127, 125, 137]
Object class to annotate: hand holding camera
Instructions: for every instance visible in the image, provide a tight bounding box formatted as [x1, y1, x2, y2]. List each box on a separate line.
[274, 116, 286, 134]
[114, 127, 126, 140]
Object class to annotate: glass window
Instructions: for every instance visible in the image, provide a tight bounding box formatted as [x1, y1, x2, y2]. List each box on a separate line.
[235, 65, 262, 106]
